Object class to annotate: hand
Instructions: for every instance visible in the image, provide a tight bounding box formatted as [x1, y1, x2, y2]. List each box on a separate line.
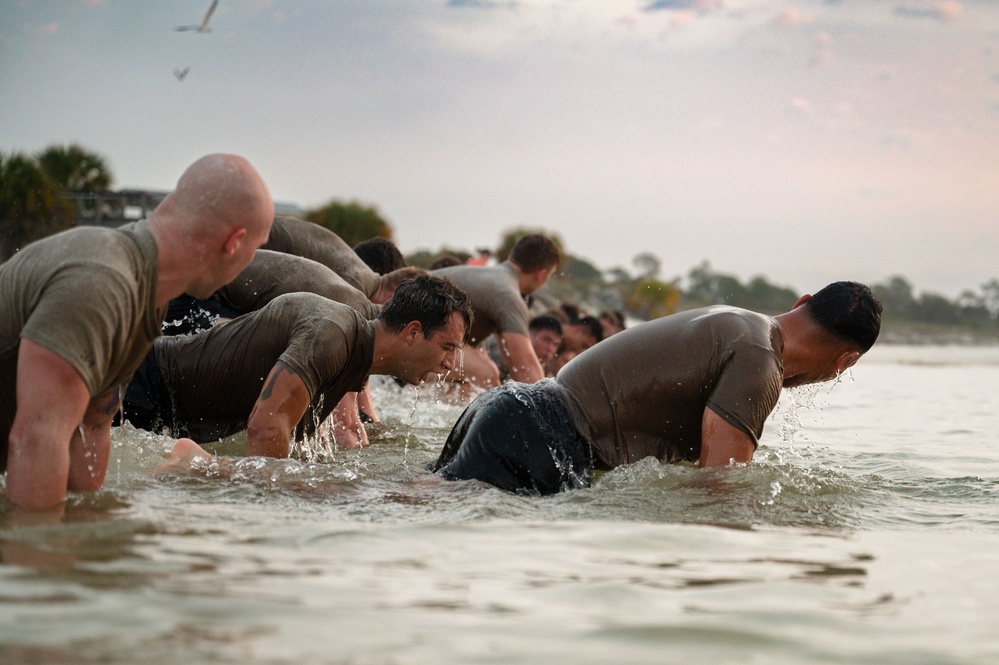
[154, 438, 213, 474]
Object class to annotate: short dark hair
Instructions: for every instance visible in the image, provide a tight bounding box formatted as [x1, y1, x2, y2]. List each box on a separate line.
[805, 281, 882, 353]
[379, 274, 473, 344]
[529, 314, 563, 336]
[353, 237, 405, 275]
[574, 315, 604, 343]
[509, 234, 560, 273]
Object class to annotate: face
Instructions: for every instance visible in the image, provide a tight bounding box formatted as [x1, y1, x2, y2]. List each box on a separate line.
[398, 312, 467, 385]
[783, 350, 861, 388]
[562, 324, 598, 354]
[530, 329, 562, 363]
[523, 265, 557, 296]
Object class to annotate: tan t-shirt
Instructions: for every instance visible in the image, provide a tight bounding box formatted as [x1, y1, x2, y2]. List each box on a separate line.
[0, 221, 161, 447]
[554, 306, 785, 468]
[154, 292, 375, 443]
[431, 263, 530, 345]
[261, 216, 381, 299]
[218, 250, 379, 320]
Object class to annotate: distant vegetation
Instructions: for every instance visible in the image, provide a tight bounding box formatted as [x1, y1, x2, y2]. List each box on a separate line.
[3, 143, 998, 343]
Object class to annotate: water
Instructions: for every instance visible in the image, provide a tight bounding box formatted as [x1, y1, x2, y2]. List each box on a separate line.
[3, 344, 999, 664]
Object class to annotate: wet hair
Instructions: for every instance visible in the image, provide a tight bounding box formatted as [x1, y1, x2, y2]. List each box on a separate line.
[382, 266, 427, 291]
[509, 234, 560, 273]
[353, 237, 405, 275]
[379, 274, 473, 344]
[573, 315, 604, 344]
[529, 314, 563, 337]
[805, 281, 882, 353]
[599, 309, 626, 332]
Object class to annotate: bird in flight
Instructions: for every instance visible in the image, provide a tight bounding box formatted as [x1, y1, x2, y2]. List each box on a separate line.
[175, 0, 218, 33]
[174, 67, 191, 81]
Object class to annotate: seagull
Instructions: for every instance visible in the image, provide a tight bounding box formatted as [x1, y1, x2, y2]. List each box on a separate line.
[174, 67, 191, 81]
[175, 0, 218, 33]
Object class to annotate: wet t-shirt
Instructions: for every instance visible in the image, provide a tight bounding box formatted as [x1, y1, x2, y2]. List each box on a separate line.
[154, 292, 375, 443]
[0, 221, 162, 451]
[218, 250, 379, 320]
[553, 307, 784, 468]
[432, 263, 530, 346]
[261, 216, 381, 299]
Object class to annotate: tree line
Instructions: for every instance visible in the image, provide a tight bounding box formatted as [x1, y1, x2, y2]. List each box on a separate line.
[3, 143, 998, 338]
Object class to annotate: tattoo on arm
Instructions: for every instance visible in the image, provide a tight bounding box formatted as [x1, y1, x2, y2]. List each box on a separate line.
[260, 363, 292, 402]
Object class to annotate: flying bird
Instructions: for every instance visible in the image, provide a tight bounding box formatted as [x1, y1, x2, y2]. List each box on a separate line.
[174, 67, 191, 81]
[175, 0, 218, 33]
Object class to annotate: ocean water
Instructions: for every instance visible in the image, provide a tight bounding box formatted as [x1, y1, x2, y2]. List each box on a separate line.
[2, 344, 999, 664]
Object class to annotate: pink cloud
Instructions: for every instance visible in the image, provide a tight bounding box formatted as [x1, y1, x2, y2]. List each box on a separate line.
[36, 22, 60, 36]
[935, 1, 964, 21]
[772, 8, 814, 28]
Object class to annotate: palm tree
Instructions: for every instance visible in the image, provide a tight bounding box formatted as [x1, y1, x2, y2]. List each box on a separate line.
[0, 152, 74, 259]
[35, 143, 113, 192]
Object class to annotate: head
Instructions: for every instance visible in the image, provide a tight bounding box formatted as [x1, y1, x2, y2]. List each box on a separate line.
[158, 154, 273, 297]
[508, 234, 560, 295]
[561, 315, 603, 353]
[805, 281, 882, 353]
[377, 274, 473, 384]
[598, 310, 626, 337]
[783, 281, 882, 387]
[373, 266, 428, 304]
[353, 236, 405, 275]
[430, 254, 463, 270]
[529, 315, 563, 364]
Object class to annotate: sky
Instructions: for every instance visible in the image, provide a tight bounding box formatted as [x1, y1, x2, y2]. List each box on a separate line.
[2, 0, 998, 298]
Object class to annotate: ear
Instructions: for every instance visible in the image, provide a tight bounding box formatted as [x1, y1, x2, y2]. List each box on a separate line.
[402, 320, 423, 344]
[835, 350, 861, 372]
[222, 227, 247, 257]
[791, 293, 811, 310]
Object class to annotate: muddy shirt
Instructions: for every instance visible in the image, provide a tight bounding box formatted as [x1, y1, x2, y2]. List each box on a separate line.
[153, 292, 375, 443]
[553, 306, 785, 468]
[218, 250, 378, 320]
[261, 216, 380, 299]
[0, 221, 162, 452]
[432, 263, 530, 345]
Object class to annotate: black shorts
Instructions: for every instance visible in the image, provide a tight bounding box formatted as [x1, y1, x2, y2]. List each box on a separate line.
[431, 380, 592, 495]
[119, 350, 175, 434]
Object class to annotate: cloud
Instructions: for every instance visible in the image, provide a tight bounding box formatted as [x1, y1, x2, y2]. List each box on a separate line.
[35, 22, 60, 36]
[772, 8, 814, 28]
[79, 0, 106, 7]
[447, 0, 518, 8]
[642, 0, 724, 12]
[810, 30, 833, 66]
[894, 1, 964, 22]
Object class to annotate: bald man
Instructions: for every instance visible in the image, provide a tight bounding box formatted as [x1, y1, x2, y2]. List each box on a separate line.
[0, 153, 274, 510]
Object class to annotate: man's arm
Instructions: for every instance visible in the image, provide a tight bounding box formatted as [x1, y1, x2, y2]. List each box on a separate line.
[67, 387, 120, 492]
[331, 392, 369, 449]
[496, 331, 545, 384]
[245, 362, 311, 458]
[699, 406, 755, 468]
[7, 339, 92, 509]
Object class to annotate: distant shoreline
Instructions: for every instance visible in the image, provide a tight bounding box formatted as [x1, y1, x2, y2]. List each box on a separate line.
[878, 321, 999, 346]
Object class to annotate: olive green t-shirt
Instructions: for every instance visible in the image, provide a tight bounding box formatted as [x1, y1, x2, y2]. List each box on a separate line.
[0, 222, 162, 446]
[154, 292, 375, 443]
[553, 306, 785, 468]
[218, 250, 379, 320]
[261, 216, 381, 299]
[431, 263, 530, 346]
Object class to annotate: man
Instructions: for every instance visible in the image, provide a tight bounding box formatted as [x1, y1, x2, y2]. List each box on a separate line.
[432, 234, 560, 388]
[432, 282, 882, 495]
[163, 249, 380, 335]
[123, 275, 471, 457]
[0, 153, 274, 509]
[263, 215, 420, 304]
[543, 314, 603, 376]
[353, 236, 406, 275]
[487, 314, 563, 382]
